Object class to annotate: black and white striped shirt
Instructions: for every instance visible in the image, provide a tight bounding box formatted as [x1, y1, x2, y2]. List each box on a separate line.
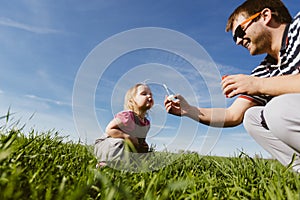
[242, 12, 300, 105]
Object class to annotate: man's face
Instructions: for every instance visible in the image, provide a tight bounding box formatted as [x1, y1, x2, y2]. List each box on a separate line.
[232, 13, 270, 56]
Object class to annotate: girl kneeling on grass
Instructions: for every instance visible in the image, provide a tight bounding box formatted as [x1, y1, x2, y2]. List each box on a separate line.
[94, 83, 154, 168]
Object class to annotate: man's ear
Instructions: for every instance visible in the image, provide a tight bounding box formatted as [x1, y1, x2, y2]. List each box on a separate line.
[260, 8, 273, 25]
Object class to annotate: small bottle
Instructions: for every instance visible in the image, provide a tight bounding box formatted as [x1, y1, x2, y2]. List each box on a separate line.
[163, 84, 179, 103]
[222, 75, 230, 98]
[222, 75, 228, 80]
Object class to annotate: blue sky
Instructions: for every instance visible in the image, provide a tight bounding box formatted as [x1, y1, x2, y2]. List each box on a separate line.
[0, 0, 299, 158]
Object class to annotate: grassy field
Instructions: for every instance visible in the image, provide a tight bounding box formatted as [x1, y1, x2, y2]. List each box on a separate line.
[1, 118, 300, 199]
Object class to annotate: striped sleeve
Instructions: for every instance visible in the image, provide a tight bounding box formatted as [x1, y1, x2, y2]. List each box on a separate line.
[240, 56, 276, 106]
[281, 12, 300, 75]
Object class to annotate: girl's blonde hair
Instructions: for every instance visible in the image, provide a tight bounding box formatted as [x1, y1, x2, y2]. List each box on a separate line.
[124, 83, 149, 115]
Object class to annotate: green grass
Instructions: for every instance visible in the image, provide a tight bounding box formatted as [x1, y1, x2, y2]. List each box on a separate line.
[1, 118, 299, 199]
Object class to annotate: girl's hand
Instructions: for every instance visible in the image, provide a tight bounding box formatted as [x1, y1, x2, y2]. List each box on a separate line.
[137, 139, 149, 153]
[124, 134, 139, 147]
[125, 136, 149, 153]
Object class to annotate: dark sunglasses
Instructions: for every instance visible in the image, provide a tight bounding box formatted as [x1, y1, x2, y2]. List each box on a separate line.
[233, 12, 261, 43]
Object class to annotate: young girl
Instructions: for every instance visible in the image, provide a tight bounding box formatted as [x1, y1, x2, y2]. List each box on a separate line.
[94, 83, 154, 167]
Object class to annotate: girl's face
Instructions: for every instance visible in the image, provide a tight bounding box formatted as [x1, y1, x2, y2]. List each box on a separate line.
[133, 85, 154, 111]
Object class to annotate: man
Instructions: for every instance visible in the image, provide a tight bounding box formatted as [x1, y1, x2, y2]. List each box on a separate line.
[164, 0, 300, 172]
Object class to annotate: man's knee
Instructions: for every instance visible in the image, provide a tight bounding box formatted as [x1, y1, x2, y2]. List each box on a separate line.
[243, 107, 262, 134]
[264, 95, 291, 132]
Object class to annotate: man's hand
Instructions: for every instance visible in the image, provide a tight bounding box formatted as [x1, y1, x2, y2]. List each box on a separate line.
[221, 74, 261, 97]
[164, 94, 191, 116]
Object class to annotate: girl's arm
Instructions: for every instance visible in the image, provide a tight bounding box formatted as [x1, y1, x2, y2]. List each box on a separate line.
[105, 118, 139, 146]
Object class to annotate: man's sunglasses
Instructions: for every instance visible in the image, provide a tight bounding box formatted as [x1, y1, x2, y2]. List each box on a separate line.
[233, 12, 261, 43]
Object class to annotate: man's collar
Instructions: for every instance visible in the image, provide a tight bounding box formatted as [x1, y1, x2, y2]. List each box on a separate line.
[280, 23, 290, 52]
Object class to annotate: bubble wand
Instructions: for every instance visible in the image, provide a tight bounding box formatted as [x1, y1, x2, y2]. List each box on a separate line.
[163, 84, 179, 103]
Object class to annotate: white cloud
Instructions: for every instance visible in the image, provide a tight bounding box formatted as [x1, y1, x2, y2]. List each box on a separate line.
[206, 129, 270, 158]
[150, 124, 176, 130]
[0, 92, 78, 142]
[24, 94, 71, 107]
[0, 17, 61, 34]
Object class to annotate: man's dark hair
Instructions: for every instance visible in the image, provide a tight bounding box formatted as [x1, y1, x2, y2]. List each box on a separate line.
[226, 0, 292, 32]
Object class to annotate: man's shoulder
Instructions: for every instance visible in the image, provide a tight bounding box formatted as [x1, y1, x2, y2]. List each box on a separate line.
[288, 12, 300, 50]
[286, 12, 298, 24]
[250, 55, 276, 77]
[291, 12, 300, 28]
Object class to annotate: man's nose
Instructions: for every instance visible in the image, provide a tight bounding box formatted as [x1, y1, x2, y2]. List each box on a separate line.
[235, 37, 243, 45]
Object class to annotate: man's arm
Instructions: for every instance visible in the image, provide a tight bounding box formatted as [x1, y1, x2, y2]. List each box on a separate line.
[222, 74, 300, 98]
[165, 95, 257, 127]
[258, 74, 300, 95]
